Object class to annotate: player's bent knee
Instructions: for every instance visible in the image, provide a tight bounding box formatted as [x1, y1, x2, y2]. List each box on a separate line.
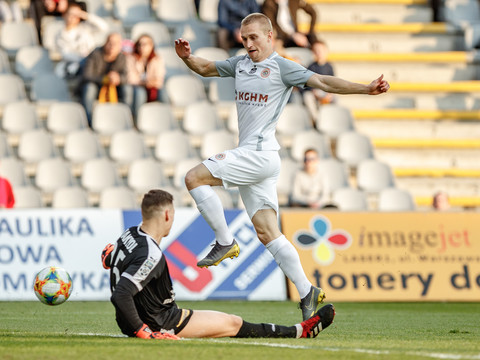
[184, 169, 198, 190]
[229, 314, 243, 334]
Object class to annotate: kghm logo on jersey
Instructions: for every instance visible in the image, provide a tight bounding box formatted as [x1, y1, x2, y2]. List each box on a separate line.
[293, 215, 352, 265]
[261, 68, 270, 78]
[236, 91, 268, 103]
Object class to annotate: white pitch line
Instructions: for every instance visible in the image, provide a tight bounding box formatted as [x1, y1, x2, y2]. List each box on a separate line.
[190, 338, 311, 349]
[73, 334, 480, 359]
[406, 352, 480, 360]
[76, 332, 127, 338]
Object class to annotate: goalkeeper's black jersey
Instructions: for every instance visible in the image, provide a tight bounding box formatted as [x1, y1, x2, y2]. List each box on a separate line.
[109, 226, 178, 333]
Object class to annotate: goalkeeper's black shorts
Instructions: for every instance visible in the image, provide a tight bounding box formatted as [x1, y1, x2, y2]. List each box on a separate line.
[149, 308, 194, 335]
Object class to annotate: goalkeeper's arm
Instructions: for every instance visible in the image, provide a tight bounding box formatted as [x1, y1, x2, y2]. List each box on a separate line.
[110, 277, 144, 333]
[110, 277, 179, 340]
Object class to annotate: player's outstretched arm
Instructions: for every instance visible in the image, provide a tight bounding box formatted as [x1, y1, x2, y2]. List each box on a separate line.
[174, 38, 219, 77]
[306, 73, 390, 95]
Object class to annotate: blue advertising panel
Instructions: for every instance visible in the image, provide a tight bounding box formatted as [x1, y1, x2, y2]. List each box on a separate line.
[123, 208, 287, 301]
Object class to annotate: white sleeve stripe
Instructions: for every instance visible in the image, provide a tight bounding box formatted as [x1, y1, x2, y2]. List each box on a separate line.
[122, 273, 143, 292]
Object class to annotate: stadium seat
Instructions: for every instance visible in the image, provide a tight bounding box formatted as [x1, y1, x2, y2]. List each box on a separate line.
[277, 158, 300, 206]
[226, 103, 239, 134]
[41, 19, 64, 54]
[17, 129, 58, 164]
[277, 103, 312, 147]
[208, 77, 236, 105]
[130, 21, 171, 47]
[2, 101, 40, 137]
[194, 47, 229, 61]
[35, 158, 73, 193]
[154, 129, 195, 167]
[99, 186, 137, 209]
[82, 0, 111, 17]
[30, 73, 71, 103]
[377, 187, 416, 211]
[317, 158, 351, 192]
[63, 129, 105, 166]
[356, 159, 395, 193]
[137, 102, 178, 134]
[159, 185, 187, 207]
[443, 0, 480, 26]
[198, 0, 219, 25]
[332, 187, 369, 211]
[290, 130, 332, 162]
[109, 129, 148, 168]
[172, 19, 215, 51]
[156, 0, 197, 29]
[136, 102, 178, 147]
[155, 47, 190, 80]
[0, 74, 27, 104]
[91, 102, 134, 136]
[52, 186, 89, 208]
[0, 157, 28, 186]
[0, 21, 38, 55]
[112, 0, 154, 28]
[81, 158, 120, 193]
[200, 129, 237, 159]
[127, 158, 168, 194]
[183, 101, 223, 139]
[173, 157, 202, 189]
[91, 18, 125, 49]
[213, 186, 235, 209]
[284, 47, 314, 67]
[15, 45, 54, 82]
[46, 102, 88, 137]
[165, 74, 207, 107]
[335, 131, 375, 168]
[13, 186, 43, 208]
[316, 104, 355, 139]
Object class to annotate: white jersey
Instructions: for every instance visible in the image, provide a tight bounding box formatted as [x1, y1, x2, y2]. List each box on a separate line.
[215, 52, 314, 151]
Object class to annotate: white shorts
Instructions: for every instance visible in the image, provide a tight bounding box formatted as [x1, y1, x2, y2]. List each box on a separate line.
[202, 147, 281, 219]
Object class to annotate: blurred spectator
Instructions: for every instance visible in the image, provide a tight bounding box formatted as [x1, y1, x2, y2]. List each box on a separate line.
[54, 2, 109, 79]
[430, 0, 442, 22]
[29, 0, 86, 45]
[303, 39, 336, 121]
[432, 191, 450, 211]
[0, 174, 15, 208]
[0, 0, 23, 22]
[262, 0, 318, 49]
[217, 0, 260, 52]
[290, 148, 330, 209]
[127, 34, 166, 115]
[79, 32, 133, 125]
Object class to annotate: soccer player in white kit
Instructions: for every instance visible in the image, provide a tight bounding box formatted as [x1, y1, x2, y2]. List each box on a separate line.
[175, 13, 390, 320]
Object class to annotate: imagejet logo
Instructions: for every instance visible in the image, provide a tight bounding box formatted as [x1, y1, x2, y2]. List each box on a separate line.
[293, 215, 352, 265]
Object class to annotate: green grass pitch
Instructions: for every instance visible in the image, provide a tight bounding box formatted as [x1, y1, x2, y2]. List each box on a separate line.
[1, 301, 479, 360]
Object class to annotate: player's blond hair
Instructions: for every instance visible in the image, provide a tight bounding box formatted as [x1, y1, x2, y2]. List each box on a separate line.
[241, 13, 273, 34]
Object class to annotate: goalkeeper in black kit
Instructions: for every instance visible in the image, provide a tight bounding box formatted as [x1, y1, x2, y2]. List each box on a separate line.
[101, 189, 335, 340]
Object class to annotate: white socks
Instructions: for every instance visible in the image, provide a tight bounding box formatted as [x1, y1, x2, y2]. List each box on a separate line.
[266, 235, 312, 299]
[189, 185, 233, 246]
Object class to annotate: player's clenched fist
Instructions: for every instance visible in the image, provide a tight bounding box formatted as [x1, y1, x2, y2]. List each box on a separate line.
[135, 324, 180, 340]
[174, 38, 191, 59]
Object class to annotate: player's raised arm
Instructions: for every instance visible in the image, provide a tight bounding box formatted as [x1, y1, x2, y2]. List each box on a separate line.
[306, 73, 390, 95]
[174, 38, 220, 77]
